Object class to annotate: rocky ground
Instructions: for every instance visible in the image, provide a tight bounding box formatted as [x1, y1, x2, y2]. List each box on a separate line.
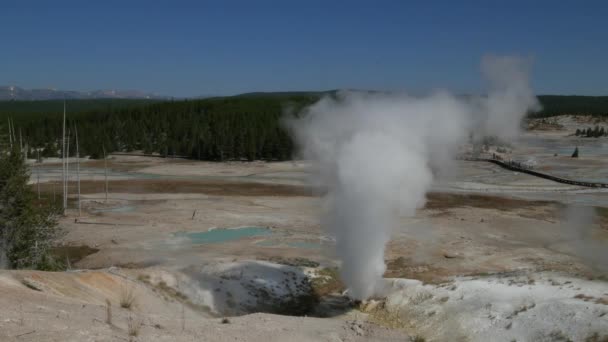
[2, 140, 608, 341]
[0, 268, 404, 341]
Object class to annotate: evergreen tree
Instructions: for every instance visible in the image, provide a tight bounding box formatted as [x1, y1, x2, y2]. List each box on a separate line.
[0, 148, 62, 270]
[0, 95, 318, 161]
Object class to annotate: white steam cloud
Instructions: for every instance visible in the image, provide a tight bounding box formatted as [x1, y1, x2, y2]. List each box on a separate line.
[288, 56, 539, 300]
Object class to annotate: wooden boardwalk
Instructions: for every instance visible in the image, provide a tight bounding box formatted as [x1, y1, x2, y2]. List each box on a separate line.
[463, 157, 608, 189]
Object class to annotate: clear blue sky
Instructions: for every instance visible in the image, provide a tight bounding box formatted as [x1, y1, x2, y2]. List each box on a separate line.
[2, 0, 607, 97]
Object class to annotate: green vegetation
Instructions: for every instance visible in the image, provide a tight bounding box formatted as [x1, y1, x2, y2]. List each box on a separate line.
[0, 95, 317, 160]
[0, 98, 159, 117]
[575, 126, 607, 137]
[533, 95, 608, 118]
[572, 147, 579, 158]
[1, 94, 607, 161]
[0, 147, 62, 270]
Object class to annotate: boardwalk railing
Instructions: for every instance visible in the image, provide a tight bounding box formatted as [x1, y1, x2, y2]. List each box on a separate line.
[460, 157, 608, 189]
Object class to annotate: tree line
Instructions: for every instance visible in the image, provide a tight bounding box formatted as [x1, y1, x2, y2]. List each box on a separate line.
[2, 93, 608, 160]
[575, 126, 608, 138]
[0, 94, 320, 160]
[532, 95, 608, 118]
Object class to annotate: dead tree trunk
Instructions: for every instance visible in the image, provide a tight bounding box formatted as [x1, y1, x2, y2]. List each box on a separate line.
[103, 145, 108, 202]
[62, 101, 67, 213]
[75, 126, 81, 216]
[66, 129, 70, 210]
[10, 119, 16, 148]
[36, 150, 41, 200]
[7, 118, 12, 149]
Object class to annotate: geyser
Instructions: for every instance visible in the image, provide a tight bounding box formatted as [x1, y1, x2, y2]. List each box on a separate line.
[288, 56, 538, 300]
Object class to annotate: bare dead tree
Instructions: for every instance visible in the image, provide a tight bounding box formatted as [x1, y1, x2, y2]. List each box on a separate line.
[75, 126, 81, 216]
[6, 118, 10, 149]
[10, 118, 16, 147]
[103, 145, 108, 202]
[36, 150, 41, 200]
[9, 118, 12, 146]
[62, 100, 67, 213]
[19, 128, 22, 153]
[66, 129, 71, 210]
[7, 117, 13, 149]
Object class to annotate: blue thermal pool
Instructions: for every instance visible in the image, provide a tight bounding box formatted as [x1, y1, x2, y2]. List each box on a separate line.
[91, 205, 136, 213]
[174, 226, 272, 244]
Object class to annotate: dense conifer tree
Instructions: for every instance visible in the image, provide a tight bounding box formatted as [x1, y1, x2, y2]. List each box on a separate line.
[0, 147, 61, 269]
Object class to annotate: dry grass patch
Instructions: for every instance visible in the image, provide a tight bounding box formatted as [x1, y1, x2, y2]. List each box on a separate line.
[384, 256, 448, 284]
[120, 284, 137, 310]
[137, 275, 213, 315]
[424, 192, 560, 220]
[37, 179, 314, 197]
[127, 315, 142, 338]
[425, 192, 555, 211]
[311, 267, 345, 297]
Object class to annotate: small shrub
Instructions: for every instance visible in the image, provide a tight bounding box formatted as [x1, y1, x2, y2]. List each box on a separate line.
[120, 284, 137, 310]
[127, 315, 141, 337]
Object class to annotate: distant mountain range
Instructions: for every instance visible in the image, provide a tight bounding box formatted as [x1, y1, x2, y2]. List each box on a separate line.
[0, 86, 170, 100]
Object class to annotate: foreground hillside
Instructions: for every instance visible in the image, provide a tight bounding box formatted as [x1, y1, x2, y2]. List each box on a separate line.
[0, 154, 605, 341]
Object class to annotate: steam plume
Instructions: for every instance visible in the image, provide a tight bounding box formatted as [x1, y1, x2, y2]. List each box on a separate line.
[288, 56, 539, 300]
[554, 206, 608, 274]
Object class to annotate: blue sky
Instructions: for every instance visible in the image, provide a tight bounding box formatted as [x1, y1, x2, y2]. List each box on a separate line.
[1, 1, 607, 97]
